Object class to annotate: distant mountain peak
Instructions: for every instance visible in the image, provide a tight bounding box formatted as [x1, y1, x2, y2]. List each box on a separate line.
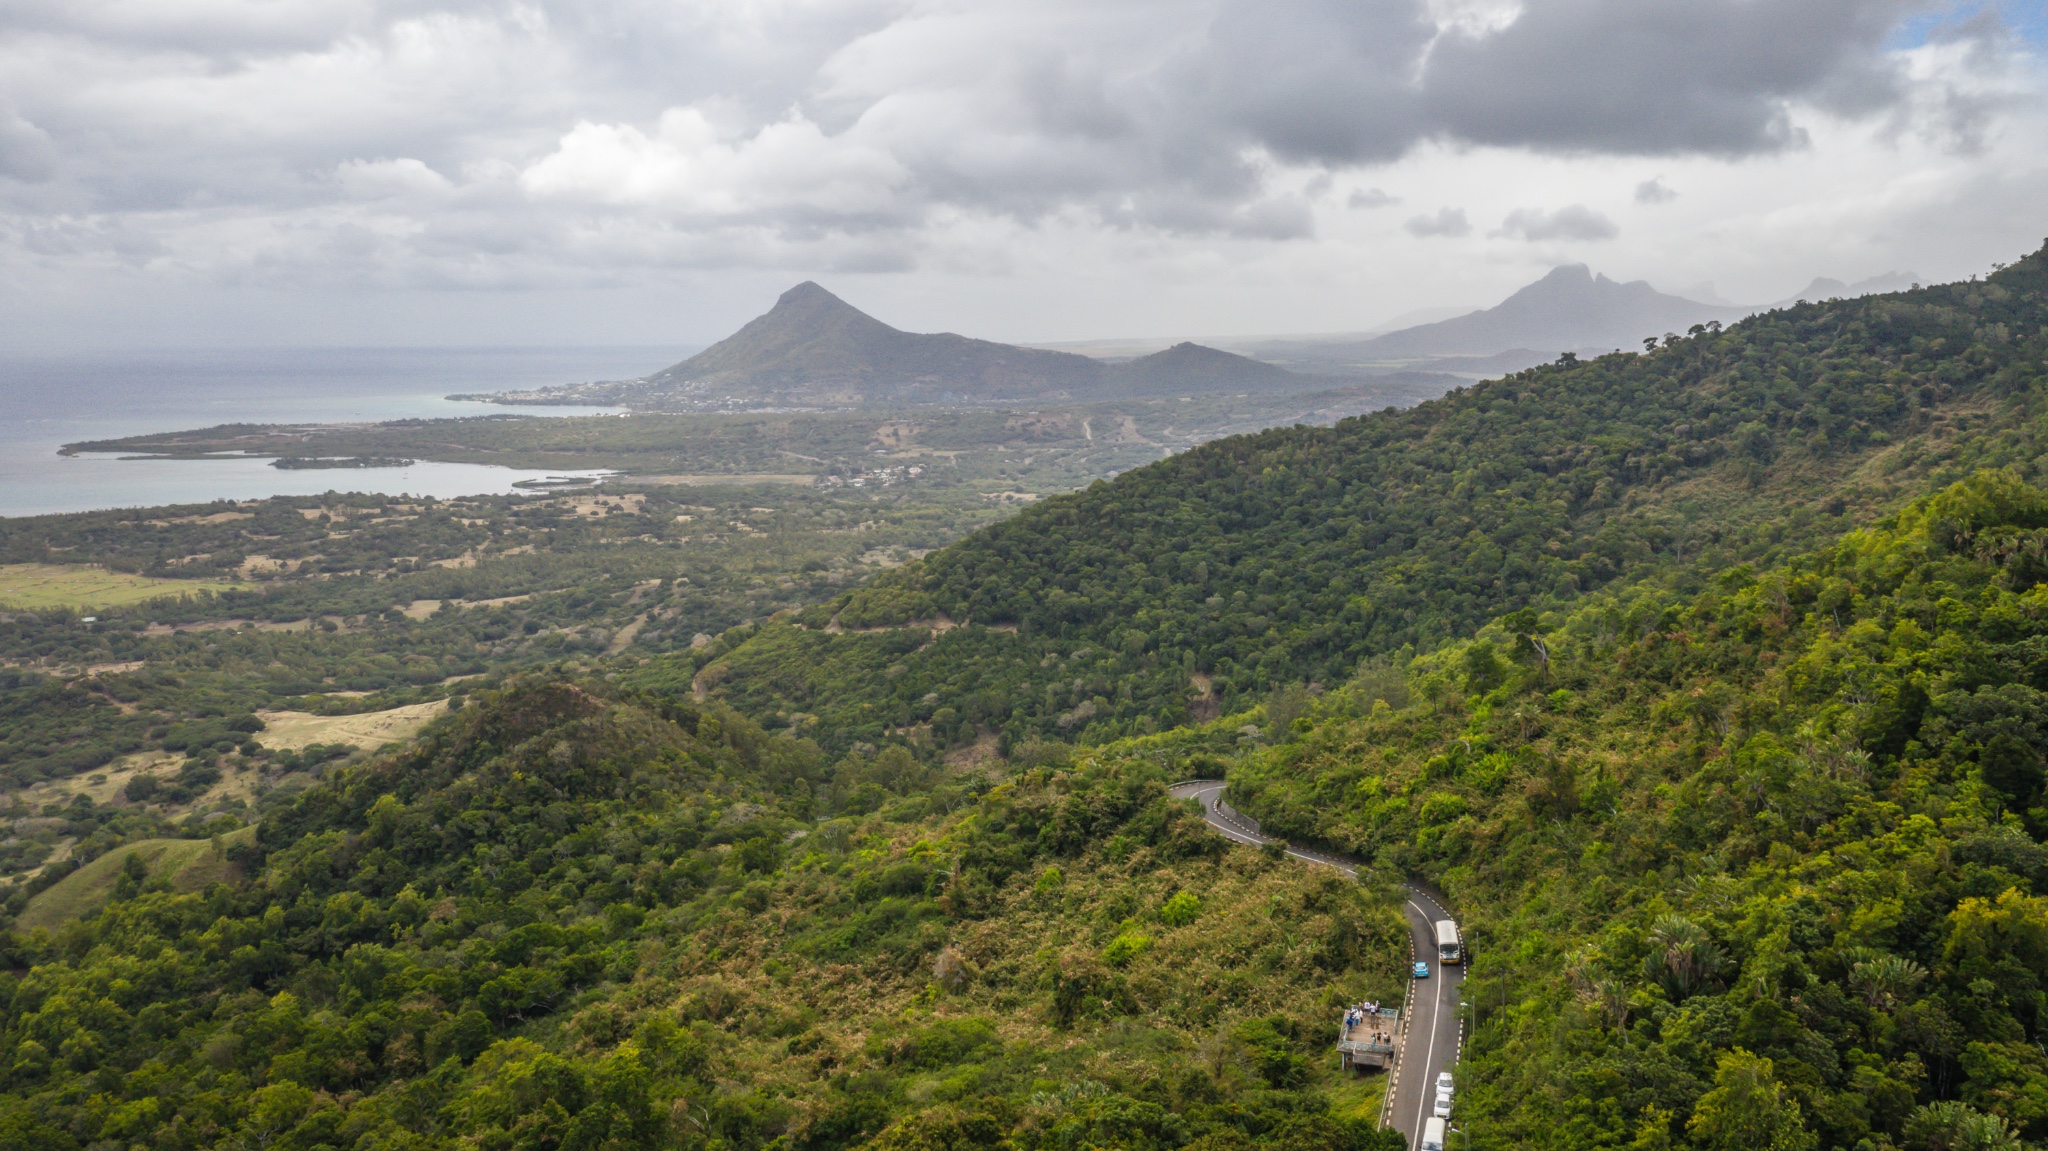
[759, 281, 884, 329]
[1149, 341, 1248, 361]
[1773, 270, 1922, 309]
[1340, 264, 1749, 360]
[1116, 341, 1296, 389]
[776, 280, 849, 307]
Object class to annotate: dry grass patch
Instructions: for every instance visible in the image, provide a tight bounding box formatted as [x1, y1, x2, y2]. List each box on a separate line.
[0, 564, 236, 610]
[255, 699, 451, 752]
[7, 751, 268, 821]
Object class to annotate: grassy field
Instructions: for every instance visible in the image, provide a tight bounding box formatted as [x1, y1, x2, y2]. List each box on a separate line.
[16, 826, 255, 933]
[254, 699, 452, 751]
[0, 563, 236, 610]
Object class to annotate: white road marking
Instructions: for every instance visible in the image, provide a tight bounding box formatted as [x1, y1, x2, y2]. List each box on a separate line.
[1411, 951, 1447, 1138]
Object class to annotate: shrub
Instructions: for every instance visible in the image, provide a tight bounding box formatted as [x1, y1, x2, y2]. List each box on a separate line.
[1160, 891, 1201, 927]
[1102, 931, 1153, 968]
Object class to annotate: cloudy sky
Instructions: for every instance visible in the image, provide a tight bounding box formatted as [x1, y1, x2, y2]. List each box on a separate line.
[1, 0, 2044, 352]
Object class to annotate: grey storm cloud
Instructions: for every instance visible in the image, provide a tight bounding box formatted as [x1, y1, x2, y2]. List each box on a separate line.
[1414, 0, 1922, 156]
[1405, 208, 1472, 238]
[1175, 0, 1933, 164]
[1495, 204, 1620, 242]
[0, 0, 2007, 287]
[0, 106, 55, 183]
[1635, 178, 1679, 204]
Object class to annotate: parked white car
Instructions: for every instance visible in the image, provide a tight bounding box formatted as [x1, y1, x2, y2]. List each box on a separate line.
[1433, 1090, 1452, 1119]
[1437, 1071, 1455, 1094]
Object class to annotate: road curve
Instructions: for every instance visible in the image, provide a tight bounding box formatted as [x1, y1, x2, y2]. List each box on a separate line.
[1167, 781, 1464, 1150]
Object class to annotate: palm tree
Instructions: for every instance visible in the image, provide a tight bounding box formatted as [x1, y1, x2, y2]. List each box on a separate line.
[1643, 915, 1728, 1001]
[1848, 952, 1927, 1012]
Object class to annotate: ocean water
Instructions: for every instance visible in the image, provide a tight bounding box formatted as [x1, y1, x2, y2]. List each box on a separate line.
[0, 346, 691, 518]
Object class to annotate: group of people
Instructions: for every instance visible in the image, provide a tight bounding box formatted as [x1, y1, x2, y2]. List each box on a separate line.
[1343, 1001, 1385, 1031]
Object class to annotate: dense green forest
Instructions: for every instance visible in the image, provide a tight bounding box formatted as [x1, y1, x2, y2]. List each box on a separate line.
[5, 243, 2048, 1151]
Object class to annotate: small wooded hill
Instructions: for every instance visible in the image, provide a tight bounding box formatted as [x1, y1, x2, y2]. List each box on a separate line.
[665, 244, 2048, 752]
[0, 679, 1412, 1151]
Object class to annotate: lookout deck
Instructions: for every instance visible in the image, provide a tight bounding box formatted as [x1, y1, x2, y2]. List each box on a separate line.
[1337, 1004, 1400, 1072]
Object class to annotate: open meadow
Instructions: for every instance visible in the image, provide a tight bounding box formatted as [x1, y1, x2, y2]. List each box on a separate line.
[0, 562, 236, 610]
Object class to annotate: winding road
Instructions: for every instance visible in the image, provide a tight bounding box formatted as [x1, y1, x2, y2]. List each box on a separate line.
[1167, 780, 1464, 1150]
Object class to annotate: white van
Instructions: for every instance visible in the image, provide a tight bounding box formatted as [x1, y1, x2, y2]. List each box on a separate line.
[1435, 919, 1462, 965]
[1421, 1116, 1448, 1151]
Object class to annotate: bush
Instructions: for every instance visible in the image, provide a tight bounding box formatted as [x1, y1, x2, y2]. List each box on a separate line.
[1102, 931, 1153, 968]
[1159, 891, 1201, 927]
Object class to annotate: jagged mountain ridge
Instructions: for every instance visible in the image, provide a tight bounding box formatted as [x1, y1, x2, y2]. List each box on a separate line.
[633, 282, 1308, 405]
[1771, 269, 1922, 309]
[1248, 264, 1753, 369]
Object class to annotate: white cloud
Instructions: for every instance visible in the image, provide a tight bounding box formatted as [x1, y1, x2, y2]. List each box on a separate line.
[337, 157, 454, 200]
[519, 107, 914, 224]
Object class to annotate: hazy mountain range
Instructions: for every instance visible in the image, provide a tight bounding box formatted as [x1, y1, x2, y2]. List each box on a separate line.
[469, 264, 1923, 407]
[476, 282, 1313, 408]
[638, 282, 1320, 405]
[1768, 270, 1921, 308]
[1234, 264, 1913, 377]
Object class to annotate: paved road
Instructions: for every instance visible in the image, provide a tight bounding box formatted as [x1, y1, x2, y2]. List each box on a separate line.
[1167, 781, 1464, 1150]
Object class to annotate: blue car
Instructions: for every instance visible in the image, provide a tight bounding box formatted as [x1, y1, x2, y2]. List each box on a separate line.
[1413, 961, 1431, 979]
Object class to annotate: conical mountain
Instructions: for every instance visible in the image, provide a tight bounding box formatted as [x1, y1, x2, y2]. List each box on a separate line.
[645, 282, 1105, 404]
[664, 281, 904, 384]
[1110, 341, 1300, 394]
[638, 283, 1312, 405]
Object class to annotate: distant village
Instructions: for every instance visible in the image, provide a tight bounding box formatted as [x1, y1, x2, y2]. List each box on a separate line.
[818, 463, 926, 489]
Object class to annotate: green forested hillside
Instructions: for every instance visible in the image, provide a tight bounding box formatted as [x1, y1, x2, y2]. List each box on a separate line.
[1211, 468, 2048, 1149]
[0, 680, 1409, 1151]
[672, 246, 2048, 750]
